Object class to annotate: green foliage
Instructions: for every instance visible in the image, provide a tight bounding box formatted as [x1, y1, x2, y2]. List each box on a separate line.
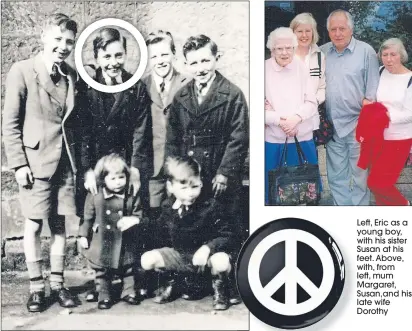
[269, 1, 412, 68]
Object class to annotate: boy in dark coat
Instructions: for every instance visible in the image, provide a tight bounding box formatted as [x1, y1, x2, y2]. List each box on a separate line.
[78, 154, 145, 309]
[164, 34, 249, 304]
[140, 156, 235, 310]
[81, 27, 153, 214]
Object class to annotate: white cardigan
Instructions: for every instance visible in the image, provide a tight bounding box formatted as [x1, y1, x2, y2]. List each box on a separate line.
[295, 44, 326, 130]
[377, 68, 412, 141]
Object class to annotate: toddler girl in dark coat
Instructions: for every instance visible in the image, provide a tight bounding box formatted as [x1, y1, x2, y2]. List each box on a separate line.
[78, 153, 145, 309]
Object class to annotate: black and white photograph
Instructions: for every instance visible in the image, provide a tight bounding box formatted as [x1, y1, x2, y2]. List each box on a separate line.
[264, 1, 412, 206]
[1, 1, 249, 330]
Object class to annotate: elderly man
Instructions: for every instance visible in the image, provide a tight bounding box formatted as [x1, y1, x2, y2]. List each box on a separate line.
[320, 9, 379, 206]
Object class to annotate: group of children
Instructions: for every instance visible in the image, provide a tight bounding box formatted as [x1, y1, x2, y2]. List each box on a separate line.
[2, 13, 249, 313]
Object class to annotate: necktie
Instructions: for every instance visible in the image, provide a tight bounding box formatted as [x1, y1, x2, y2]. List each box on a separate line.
[111, 77, 118, 85]
[198, 83, 207, 95]
[50, 63, 61, 85]
[160, 80, 165, 93]
[197, 83, 207, 104]
[178, 205, 189, 218]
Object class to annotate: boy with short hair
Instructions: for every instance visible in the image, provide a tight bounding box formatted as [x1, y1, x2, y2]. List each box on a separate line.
[140, 156, 234, 310]
[2, 13, 85, 312]
[142, 30, 188, 219]
[165, 34, 249, 304]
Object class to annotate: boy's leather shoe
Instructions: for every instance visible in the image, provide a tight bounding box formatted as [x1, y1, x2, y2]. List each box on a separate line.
[98, 298, 113, 310]
[51, 287, 76, 308]
[27, 291, 46, 313]
[122, 294, 143, 305]
[212, 275, 229, 311]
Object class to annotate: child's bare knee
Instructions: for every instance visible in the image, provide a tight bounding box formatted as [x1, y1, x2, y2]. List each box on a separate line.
[209, 252, 231, 274]
[141, 250, 164, 270]
[25, 219, 43, 235]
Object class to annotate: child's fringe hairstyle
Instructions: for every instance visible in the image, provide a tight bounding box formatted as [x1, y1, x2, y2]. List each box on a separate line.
[94, 153, 130, 188]
[164, 155, 202, 183]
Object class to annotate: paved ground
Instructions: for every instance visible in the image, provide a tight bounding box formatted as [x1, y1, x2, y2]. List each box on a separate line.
[1, 271, 249, 330]
[317, 148, 412, 205]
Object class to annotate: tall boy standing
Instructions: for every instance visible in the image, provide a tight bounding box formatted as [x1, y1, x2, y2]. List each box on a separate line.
[142, 30, 188, 219]
[165, 34, 249, 223]
[2, 13, 85, 312]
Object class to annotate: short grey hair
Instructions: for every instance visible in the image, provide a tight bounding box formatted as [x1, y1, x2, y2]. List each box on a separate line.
[326, 9, 354, 31]
[266, 27, 298, 50]
[379, 38, 409, 64]
[290, 13, 319, 45]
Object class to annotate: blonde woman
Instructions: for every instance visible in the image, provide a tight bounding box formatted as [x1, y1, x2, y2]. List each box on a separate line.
[290, 12, 326, 112]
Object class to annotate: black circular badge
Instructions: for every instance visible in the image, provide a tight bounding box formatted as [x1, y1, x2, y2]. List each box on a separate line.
[236, 218, 345, 329]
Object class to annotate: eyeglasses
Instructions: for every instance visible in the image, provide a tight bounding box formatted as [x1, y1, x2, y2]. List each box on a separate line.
[273, 46, 294, 54]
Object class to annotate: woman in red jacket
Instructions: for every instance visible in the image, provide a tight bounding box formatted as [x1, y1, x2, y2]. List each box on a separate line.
[367, 38, 412, 206]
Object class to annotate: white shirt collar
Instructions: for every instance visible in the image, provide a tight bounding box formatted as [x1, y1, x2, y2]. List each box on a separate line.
[195, 72, 216, 96]
[153, 68, 174, 87]
[41, 53, 68, 77]
[103, 187, 125, 200]
[172, 199, 190, 216]
[172, 199, 184, 210]
[102, 69, 123, 86]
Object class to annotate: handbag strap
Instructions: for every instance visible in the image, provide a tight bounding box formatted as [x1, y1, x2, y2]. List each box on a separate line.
[278, 137, 308, 168]
[279, 137, 289, 167]
[294, 137, 308, 164]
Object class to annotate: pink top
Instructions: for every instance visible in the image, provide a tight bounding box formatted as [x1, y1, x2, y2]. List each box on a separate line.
[265, 57, 317, 143]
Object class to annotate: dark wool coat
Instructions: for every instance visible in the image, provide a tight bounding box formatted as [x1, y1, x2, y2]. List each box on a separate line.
[79, 189, 144, 269]
[146, 197, 234, 256]
[164, 71, 249, 195]
[79, 68, 154, 211]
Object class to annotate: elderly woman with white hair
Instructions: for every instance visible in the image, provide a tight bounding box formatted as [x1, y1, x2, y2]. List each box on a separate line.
[290, 13, 325, 120]
[366, 38, 412, 206]
[265, 27, 319, 204]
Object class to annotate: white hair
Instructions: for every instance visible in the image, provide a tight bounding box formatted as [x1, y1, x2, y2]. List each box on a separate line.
[266, 27, 298, 50]
[326, 9, 354, 31]
[379, 38, 409, 64]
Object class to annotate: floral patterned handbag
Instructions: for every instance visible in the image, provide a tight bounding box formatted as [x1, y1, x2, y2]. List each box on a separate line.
[268, 137, 321, 206]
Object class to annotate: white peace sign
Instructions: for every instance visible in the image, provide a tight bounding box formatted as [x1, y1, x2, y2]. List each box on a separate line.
[248, 229, 335, 316]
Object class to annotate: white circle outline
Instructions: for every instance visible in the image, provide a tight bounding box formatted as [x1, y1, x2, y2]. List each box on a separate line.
[248, 229, 335, 316]
[74, 18, 148, 93]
